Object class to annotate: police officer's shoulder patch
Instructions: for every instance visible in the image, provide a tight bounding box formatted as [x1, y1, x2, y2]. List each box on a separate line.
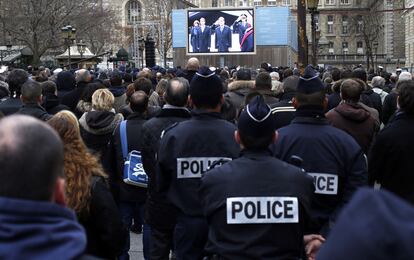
[160, 122, 180, 139]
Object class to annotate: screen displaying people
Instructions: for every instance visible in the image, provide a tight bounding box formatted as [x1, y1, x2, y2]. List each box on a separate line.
[187, 9, 255, 54]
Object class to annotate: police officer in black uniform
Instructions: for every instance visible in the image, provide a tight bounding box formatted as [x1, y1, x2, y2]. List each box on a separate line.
[199, 95, 315, 259]
[156, 67, 240, 260]
[272, 65, 368, 238]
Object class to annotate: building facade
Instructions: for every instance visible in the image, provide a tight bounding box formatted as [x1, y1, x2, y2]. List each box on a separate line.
[186, 0, 405, 70]
[405, 0, 414, 70]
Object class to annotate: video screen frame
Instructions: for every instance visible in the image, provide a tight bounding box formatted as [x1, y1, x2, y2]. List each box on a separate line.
[186, 7, 256, 56]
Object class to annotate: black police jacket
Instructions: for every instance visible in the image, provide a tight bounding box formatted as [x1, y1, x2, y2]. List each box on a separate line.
[141, 107, 191, 228]
[156, 110, 240, 217]
[199, 149, 314, 259]
[272, 106, 367, 236]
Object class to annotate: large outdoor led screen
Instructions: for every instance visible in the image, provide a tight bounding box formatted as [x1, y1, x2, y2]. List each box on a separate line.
[186, 8, 255, 55]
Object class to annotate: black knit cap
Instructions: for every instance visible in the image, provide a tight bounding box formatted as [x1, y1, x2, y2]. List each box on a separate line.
[190, 66, 223, 108]
[238, 95, 275, 137]
[297, 65, 324, 94]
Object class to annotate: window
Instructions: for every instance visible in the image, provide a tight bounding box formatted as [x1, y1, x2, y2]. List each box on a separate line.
[340, 0, 350, 4]
[254, 0, 261, 6]
[329, 41, 334, 54]
[325, 0, 335, 4]
[282, 0, 291, 5]
[342, 42, 349, 54]
[224, 0, 234, 6]
[127, 0, 141, 25]
[212, 0, 218, 7]
[357, 41, 364, 54]
[315, 14, 320, 31]
[341, 15, 348, 34]
[356, 15, 363, 34]
[327, 15, 334, 34]
[268, 0, 277, 6]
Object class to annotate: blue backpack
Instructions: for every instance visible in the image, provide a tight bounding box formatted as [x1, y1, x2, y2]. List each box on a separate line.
[119, 121, 148, 188]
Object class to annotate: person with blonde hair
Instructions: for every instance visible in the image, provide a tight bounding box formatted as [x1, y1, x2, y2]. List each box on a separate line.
[79, 88, 123, 160]
[47, 110, 126, 259]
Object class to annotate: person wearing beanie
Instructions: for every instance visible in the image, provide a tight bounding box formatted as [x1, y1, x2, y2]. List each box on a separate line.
[317, 188, 414, 260]
[270, 75, 299, 129]
[272, 65, 367, 237]
[156, 66, 240, 260]
[199, 95, 314, 259]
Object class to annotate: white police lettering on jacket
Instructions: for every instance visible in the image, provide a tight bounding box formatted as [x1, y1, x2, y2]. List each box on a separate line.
[226, 197, 299, 224]
[307, 173, 338, 195]
[177, 157, 232, 178]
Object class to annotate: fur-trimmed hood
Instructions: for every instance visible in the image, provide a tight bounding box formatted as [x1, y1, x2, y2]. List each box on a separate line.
[79, 110, 123, 135]
[227, 80, 255, 92]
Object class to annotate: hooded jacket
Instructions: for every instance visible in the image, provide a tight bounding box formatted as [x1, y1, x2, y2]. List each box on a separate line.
[56, 71, 76, 99]
[225, 80, 255, 115]
[108, 85, 127, 113]
[80, 110, 123, 160]
[326, 102, 379, 154]
[0, 196, 86, 260]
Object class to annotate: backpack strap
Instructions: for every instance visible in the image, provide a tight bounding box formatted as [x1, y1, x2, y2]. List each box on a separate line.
[119, 120, 128, 160]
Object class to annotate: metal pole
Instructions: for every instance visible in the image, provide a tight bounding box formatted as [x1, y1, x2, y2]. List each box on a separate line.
[68, 40, 71, 69]
[311, 11, 317, 67]
[219, 56, 225, 68]
[297, 0, 308, 72]
[160, 4, 165, 67]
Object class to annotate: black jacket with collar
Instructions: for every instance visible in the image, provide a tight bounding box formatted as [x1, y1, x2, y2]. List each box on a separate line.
[15, 103, 52, 121]
[141, 107, 191, 228]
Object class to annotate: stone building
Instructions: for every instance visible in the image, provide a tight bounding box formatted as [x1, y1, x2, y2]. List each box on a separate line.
[186, 0, 405, 70]
[405, 0, 414, 70]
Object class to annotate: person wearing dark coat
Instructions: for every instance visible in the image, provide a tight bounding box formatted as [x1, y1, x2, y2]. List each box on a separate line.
[41, 80, 70, 115]
[156, 67, 240, 260]
[199, 95, 315, 259]
[108, 70, 127, 113]
[214, 17, 232, 52]
[272, 66, 367, 237]
[197, 18, 211, 52]
[56, 71, 76, 100]
[141, 78, 191, 260]
[255, 72, 279, 105]
[105, 91, 150, 260]
[16, 80, 52, 121]
[190, 20, 200, 53]
[79, 89, 123, 160]
[232, 13, 252, 45]
[317, 188, 414, 260]
[61, 69, 92, 112]
[270, 75, 299, 129]
[0, 115, 87, 260]
[225, 69, 255, 117]
[240, 27, 254, 52]
[326, 79, 380, 154]
[0, 69, 28, 116]
[369, 80, 414, 205]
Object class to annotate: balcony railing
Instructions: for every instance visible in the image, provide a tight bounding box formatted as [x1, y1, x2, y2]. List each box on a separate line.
[317, 54, 387, 62]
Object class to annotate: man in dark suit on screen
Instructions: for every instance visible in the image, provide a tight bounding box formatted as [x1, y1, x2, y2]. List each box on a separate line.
[214, 17, 232, 53]
[197, 17, 211, 52]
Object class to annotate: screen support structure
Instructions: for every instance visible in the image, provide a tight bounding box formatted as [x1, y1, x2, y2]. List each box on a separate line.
[220, 56, 225, 68]
[133, 21, 161, 68]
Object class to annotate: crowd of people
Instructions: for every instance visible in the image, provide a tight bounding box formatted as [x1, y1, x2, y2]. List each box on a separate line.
[0, 57, 414, 260]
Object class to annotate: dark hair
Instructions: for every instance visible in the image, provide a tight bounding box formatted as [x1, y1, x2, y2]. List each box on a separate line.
[129, 91, 148, 113]
[110, 70, 123, 86]
[283, 68, 293, 79]
[80, 82, 106, 102]
[133, 77, 152, 95]
[331, 68, 341, 82]
[41, 81, 57, 95]
[236, 69, 251, 81]
[340, 79, 363, 103]
[0, 115, 64, 201]
[123, 73, 133, 83]
[295, 91, 326, 106]
[255, 72, 272, 90]
[0, 86, 9, 99]
[239, 131, 273, 150]
[165, 78, 189, 107]
[352, 68, 368, 82]
[21, 80, 42, 103]
[398, 80, 414, 115]
[6, 69, 28, 97]
[340, 69, 353, 79]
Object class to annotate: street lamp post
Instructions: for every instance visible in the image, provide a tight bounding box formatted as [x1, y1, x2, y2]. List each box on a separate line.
[307, 0, 319, 67]
[61, 25, 76, 69]
[77, 40, 87, 68]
